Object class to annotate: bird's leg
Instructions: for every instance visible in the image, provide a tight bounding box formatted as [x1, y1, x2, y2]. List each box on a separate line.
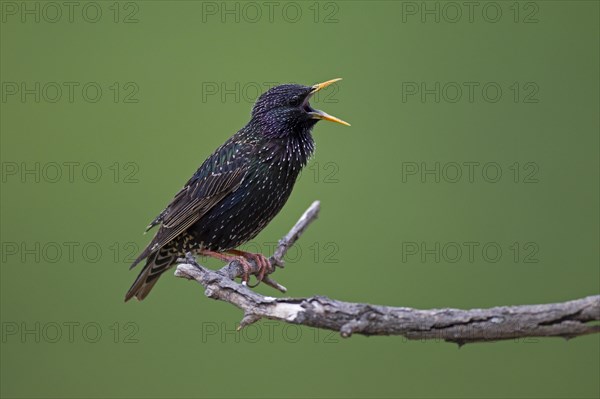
[199, 249, 253, 285]
[226, 249, 272, 286]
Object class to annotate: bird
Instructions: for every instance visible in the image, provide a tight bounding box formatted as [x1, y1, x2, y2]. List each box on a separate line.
[125, 78, 350, 301]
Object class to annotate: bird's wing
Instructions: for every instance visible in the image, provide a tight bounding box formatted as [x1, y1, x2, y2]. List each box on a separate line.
[147, 140, 250, 251]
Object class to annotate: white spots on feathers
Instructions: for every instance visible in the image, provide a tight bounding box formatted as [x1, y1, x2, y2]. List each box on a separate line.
[164, 126, 315, 254]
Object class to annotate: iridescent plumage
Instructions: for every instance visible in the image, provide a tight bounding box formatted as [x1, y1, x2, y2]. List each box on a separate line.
[126, 80, 348, 301]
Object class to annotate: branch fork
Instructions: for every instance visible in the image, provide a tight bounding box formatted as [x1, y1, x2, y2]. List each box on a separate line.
[175, 200, 600, 344]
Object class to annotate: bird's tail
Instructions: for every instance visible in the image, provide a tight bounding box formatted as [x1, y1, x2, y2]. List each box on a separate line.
[125, 246, 178, 302]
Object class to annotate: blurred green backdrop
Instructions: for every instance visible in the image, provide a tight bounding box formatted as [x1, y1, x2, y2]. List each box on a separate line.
[1, 1, 599, 398]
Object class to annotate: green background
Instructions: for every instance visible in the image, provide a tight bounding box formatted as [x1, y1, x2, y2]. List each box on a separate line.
[1, 1, 599, 398]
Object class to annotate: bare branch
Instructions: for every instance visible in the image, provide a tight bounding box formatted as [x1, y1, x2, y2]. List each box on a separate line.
[175, 201, 600, 345]
[272, 200, 320, 267]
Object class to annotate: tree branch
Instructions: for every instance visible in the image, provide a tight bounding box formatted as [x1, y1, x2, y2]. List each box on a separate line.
[174, 201, 600, 345]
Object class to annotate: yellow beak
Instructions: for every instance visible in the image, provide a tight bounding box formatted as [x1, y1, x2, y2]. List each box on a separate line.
[311, 78, 344, 93]
[308, 78, 351, 127]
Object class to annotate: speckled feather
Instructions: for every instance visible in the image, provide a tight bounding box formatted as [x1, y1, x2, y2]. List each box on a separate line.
[126, 84, 319, 301]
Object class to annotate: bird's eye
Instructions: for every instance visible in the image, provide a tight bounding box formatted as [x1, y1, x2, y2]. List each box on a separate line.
[289, 95, 302, 106]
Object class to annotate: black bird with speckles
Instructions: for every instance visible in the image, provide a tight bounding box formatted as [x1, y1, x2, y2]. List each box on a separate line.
[125, 78, 349, 301]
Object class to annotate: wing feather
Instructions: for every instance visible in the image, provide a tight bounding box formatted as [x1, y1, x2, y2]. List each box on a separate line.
[147, 140, 250, 251]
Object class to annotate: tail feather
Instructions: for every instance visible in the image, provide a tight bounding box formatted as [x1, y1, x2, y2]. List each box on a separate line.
[125, 247, 178, 302]
[129, 240, 156, 270]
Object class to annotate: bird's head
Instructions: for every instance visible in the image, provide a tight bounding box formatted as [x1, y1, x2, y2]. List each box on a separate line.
[250, 78, 350, 138]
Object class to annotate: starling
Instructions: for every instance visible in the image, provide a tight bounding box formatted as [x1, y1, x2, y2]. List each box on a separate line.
[125, 78, 349, 301]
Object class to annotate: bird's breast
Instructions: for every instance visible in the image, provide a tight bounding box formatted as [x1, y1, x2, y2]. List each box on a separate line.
[186, 133, 315, 252]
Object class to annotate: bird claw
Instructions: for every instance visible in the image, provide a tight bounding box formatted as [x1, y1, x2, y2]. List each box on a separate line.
[203, 249, 277, 289]
[237, 257, 253, 285]
[225, 250, 272, 287]
[246, 253, 272, 288]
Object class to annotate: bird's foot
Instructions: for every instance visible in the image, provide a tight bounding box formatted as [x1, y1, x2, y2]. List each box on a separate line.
[199, 249, 254, 285]
[226, 250, 273, 287]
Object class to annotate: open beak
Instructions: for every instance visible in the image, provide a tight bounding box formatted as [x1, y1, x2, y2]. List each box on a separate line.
[307, 78, 351, 127]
